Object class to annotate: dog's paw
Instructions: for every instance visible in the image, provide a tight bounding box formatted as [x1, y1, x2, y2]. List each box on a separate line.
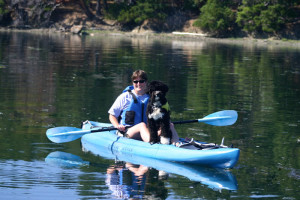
[160, 136, 171, 145]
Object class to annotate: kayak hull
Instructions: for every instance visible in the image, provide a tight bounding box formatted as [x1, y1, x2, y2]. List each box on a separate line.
[81, 122, 240, 169]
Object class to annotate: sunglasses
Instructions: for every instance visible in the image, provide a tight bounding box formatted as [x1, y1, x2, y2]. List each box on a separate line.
[133, 80, 146, 84]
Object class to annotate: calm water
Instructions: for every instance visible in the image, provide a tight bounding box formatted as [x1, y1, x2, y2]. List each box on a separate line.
[0, 31, 299, 199]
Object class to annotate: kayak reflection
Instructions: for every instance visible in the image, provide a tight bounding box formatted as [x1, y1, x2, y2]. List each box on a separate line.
[45, 151, 168, 199]
[46, 148, 237, 192]
[82, 144, 238, 191]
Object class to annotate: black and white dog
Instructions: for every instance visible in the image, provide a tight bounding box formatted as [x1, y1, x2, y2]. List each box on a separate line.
[147, 81, 172, 144]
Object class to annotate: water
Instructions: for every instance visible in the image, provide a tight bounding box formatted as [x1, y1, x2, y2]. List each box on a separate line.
[0, 31, 299, 199]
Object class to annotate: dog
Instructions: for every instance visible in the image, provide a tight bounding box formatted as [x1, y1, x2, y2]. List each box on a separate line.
[147, 80, 172, 144]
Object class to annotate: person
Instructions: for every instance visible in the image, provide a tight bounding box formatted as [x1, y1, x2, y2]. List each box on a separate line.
[108, 69, 179, 144]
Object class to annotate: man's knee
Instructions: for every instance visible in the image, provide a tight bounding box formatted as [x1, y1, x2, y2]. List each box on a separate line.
[139, 122, 147, 128]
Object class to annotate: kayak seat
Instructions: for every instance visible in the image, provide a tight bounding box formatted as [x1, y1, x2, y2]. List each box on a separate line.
[177, 138, 223, 150]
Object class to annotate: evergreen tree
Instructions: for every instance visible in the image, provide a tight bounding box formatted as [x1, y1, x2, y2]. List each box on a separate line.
[193, 0, 235, 35]
[236, 0, 293, 34]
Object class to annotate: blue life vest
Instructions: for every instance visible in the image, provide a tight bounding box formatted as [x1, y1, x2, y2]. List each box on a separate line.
[120, 86, 149, 126]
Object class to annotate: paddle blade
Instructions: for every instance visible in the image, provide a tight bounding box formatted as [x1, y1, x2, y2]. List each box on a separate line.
[46, 127, 84, 143]
[200, 110, 238, 126]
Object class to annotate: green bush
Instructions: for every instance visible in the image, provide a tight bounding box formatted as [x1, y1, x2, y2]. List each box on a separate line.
[117, 0, 167, 26]
[236, 3, 287, 33]
[0, 0, 8, 15]
[260, 4, 286, 33]
[193, 0, 235, 34]
[181, 0, 204, 12]
[236, 3, 264, 32]
[104, 3, 128, 20]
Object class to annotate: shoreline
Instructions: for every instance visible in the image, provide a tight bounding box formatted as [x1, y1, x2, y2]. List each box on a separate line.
[1, 27, 300, 49]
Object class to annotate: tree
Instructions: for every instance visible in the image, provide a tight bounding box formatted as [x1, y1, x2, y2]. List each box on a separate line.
[79, 0, 108, 20]
[79, 0, 95, 20]
[117, 0, 167, 26]
[193, 0, 235, 35]
[236, 2, 288, 34]
[96, 0, 101, 15]
[260, 4, 286, 33]
[236, 3, 264, 33]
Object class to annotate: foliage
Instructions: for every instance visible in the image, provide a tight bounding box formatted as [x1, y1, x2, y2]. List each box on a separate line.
[0, 0, 8, 15]
[117, 0, 168, 26]
[260, 4, 286, 33]
[104, 2, 128, 20]
[236, 3, 265, 33]
[193, 0, 235, 34]
[177, 0, 205, 11]
[0, 0, 299, 37]
[236, 2, 287, 33]
[100, 0, 299, 35]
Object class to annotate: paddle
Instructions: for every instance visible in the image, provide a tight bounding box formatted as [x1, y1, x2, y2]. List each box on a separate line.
[173, 110, 237, 126]
[46, 126, 119, 144]
[46, 110, 238, 143]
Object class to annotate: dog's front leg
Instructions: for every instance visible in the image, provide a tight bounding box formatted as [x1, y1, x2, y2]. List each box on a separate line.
[160, 122, 172, 145]
[148, 119, 159, 144]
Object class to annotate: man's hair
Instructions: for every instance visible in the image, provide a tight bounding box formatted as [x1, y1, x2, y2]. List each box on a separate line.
[131, 70, 148, 81]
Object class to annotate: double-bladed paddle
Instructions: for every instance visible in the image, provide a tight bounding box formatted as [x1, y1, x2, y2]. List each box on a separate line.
[173, 110, 237, 126]
[46, 110, 238, 143]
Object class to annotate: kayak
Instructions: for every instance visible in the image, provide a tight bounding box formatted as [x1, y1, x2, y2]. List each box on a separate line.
[80, 121, 240, 169]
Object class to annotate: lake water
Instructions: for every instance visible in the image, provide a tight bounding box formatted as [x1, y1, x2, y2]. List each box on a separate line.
[0, 31, 299, 199]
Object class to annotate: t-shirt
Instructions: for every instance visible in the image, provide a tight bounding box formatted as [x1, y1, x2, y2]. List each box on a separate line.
[108, 90, 149, 118]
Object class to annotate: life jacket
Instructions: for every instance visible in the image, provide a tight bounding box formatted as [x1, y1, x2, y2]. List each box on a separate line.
[119, 86, 149, 126]
[161, 101, 170, 112]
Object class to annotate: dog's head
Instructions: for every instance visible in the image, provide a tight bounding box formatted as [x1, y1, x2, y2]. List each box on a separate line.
[148, 80, 169, 101]
[148, 80, 168, 94]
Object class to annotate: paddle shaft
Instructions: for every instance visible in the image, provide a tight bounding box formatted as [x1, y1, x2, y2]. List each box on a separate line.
[46, 110, 237, 143]
[52, 116, 226, 137]
[50, 126, 119, 137]
[58, 115, 231, 135]
[173, 116, 234, 125]
[173, 120, 198, 124]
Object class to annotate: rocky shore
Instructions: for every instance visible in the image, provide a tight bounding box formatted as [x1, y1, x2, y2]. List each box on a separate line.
[1, 25, 300, 50]
[1, 1, 299, 49]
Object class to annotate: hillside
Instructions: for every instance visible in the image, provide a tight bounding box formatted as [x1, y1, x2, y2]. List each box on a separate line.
[0, 0, 299, 39]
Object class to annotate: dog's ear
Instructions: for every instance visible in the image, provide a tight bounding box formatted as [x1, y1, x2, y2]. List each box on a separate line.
[161, 83, 169, 94]
[148, 81, 156, 94]
[148, 81, 158, 94]
[157, 81, 169, 94]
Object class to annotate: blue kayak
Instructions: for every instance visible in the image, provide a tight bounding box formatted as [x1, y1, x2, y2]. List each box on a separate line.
[81, 121, 240, 169]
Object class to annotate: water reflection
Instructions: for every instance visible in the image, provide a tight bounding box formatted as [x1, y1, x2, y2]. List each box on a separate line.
[45, 150, 237, 199]
[1, 31, 300, 199]
[106, 162, 148, 199]
[0, 159, 82, 199]
[45, 151, 169, 199]
[82, 144, 238, 191]
[45, 151, 90, 168]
